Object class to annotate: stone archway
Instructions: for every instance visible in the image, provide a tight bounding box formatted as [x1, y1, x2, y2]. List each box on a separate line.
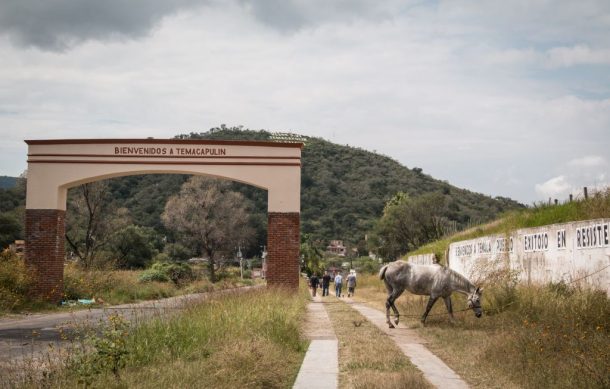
[24, 139, 302, 302]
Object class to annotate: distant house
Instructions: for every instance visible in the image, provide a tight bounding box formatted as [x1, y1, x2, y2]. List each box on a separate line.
[326, 240, 347, 257]
[9, 240, 25, 256]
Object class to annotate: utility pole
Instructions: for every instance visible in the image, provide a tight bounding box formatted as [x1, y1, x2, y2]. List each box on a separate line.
[237, 244, 243, 279]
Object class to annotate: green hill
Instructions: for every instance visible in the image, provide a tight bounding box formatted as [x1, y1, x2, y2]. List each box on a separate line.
[165, 127, 523, 246]
[0, 176, 16, 189]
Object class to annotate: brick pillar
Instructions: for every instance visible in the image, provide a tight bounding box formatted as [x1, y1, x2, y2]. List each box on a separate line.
[25, 209, 65, 303]
[267, 212, 300, 290]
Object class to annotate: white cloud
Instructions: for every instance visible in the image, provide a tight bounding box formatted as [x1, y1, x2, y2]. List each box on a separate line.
[0, 1, 609, 205]
[546, 45, 610, 68]
[535, 176, 571, 200]
[536, 156, 610, 201]
[567, 155, 607, 168]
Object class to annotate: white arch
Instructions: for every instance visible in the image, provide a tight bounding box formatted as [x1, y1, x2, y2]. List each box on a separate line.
[25, 139, 302, 213]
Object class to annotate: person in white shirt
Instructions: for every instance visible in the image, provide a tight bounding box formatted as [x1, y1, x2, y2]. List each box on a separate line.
[347, 271, 357, 297]
[334, 273, 343, 297]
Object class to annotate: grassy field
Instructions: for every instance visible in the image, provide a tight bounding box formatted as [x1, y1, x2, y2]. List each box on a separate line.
[7, 286, 309, 389]
[324, 299, 431, 389]
[354, 273, 610, 388]
[0, 252, 258, 315]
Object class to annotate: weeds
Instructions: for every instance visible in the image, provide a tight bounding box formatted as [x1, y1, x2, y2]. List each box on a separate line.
[355, 270, 610, 389]
[27, 287, 308, 388]
[325, 299, 431, 389]
[0, 250, 33, 311]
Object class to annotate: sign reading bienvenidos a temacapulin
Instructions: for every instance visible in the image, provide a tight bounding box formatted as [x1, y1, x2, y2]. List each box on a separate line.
[114, 146, 227, 156]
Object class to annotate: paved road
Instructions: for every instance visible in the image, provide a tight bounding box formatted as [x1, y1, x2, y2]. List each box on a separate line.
[0, 286, 260, 366]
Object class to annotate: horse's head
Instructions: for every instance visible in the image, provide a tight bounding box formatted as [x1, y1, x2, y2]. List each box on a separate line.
[467, 287, 483, 318]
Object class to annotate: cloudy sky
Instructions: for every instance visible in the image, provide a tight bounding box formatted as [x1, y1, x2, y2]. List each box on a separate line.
[0, 0, 609, 204]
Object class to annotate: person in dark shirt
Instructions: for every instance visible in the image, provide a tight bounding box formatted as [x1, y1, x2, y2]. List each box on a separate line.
[321, 271, 331, 296]
[309, 273, 320, 297]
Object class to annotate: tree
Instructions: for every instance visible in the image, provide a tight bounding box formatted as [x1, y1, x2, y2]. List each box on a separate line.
[300, 234, 323, 276]
[369, 192, 449, 260]
[161, 176, 254, 282]
[65, 181, 130, 268]
[0, 213, 21, 249]
[110, 225, 162, 269]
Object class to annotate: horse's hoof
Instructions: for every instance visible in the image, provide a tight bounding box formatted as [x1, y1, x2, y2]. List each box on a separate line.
[388, 323, 395, 329]
[394, 319, 399, 325]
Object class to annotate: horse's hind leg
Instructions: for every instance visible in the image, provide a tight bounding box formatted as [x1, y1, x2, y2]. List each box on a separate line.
[389, 290, 403, 326]
[385, 299, 395, 328]
[421, 296, 439, 325]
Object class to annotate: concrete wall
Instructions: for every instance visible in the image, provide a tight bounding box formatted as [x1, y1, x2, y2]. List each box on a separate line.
[447, 219, 610, 295]
[407, 253, 436, 265]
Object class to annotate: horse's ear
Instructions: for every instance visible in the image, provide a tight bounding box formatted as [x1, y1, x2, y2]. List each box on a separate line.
[477, 287, 483, 294]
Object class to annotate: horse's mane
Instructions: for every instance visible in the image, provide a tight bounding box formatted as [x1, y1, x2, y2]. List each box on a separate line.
[447, 267, 475, 293]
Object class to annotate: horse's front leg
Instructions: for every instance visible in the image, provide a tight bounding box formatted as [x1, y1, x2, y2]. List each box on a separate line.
[421, 296, 439, 325]
[444, 296, 455, 322]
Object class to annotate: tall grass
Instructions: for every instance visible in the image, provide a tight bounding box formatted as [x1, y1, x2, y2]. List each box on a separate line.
[355, 270, 610, 388]
[0, 250, 38, 312]
[0, 259, 257, 315]
[11, 287, 308, 389]
[485, 284, 609, 388]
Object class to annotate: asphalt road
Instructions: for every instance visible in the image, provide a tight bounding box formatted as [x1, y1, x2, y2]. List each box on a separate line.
[0, 285, 260, 367]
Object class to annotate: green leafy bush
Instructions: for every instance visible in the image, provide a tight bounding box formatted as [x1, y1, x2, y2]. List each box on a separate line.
[139, 262, 194, 285]
[138, 269, 170, 283]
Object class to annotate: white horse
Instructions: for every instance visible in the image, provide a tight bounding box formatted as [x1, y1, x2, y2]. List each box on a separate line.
[379, 260, 483, 328]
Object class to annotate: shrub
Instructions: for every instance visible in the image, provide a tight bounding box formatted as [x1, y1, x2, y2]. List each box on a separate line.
[163, 243, 193, 261]
[0, 250, 32, 311]
[63, 263, 118, 300]
[139, 262, 194, 285]
[138, 269, 170, 283]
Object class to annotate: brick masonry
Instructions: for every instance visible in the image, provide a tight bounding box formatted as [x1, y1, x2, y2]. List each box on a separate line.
[25, 209, 65, 303]
[267, 212, 300, 290]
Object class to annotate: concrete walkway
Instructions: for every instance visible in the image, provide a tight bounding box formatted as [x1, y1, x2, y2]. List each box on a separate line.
[293, 295, 338, 389]
[345, 299, 469, 389]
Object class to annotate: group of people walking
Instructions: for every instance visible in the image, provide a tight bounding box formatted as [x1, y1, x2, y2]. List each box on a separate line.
[309, 270, 357, 298]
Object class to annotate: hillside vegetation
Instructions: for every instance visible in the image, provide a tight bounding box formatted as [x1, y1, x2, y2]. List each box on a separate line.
[173, 127, 522, 248]
[0, 176, 16, 189]
[411, 187, 610, 260]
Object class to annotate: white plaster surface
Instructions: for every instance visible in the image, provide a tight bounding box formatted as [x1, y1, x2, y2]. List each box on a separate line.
[448, 219, 610, 295]
[26, 140, 301, 212]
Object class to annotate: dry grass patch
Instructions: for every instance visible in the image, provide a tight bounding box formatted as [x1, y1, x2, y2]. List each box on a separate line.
[7, 287, 308, 389]
[324, 300, 430, 389]
[355, 274, 610, 389]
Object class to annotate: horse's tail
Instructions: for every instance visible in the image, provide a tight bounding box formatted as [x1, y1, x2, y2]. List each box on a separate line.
[379, 264, 389, 281]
